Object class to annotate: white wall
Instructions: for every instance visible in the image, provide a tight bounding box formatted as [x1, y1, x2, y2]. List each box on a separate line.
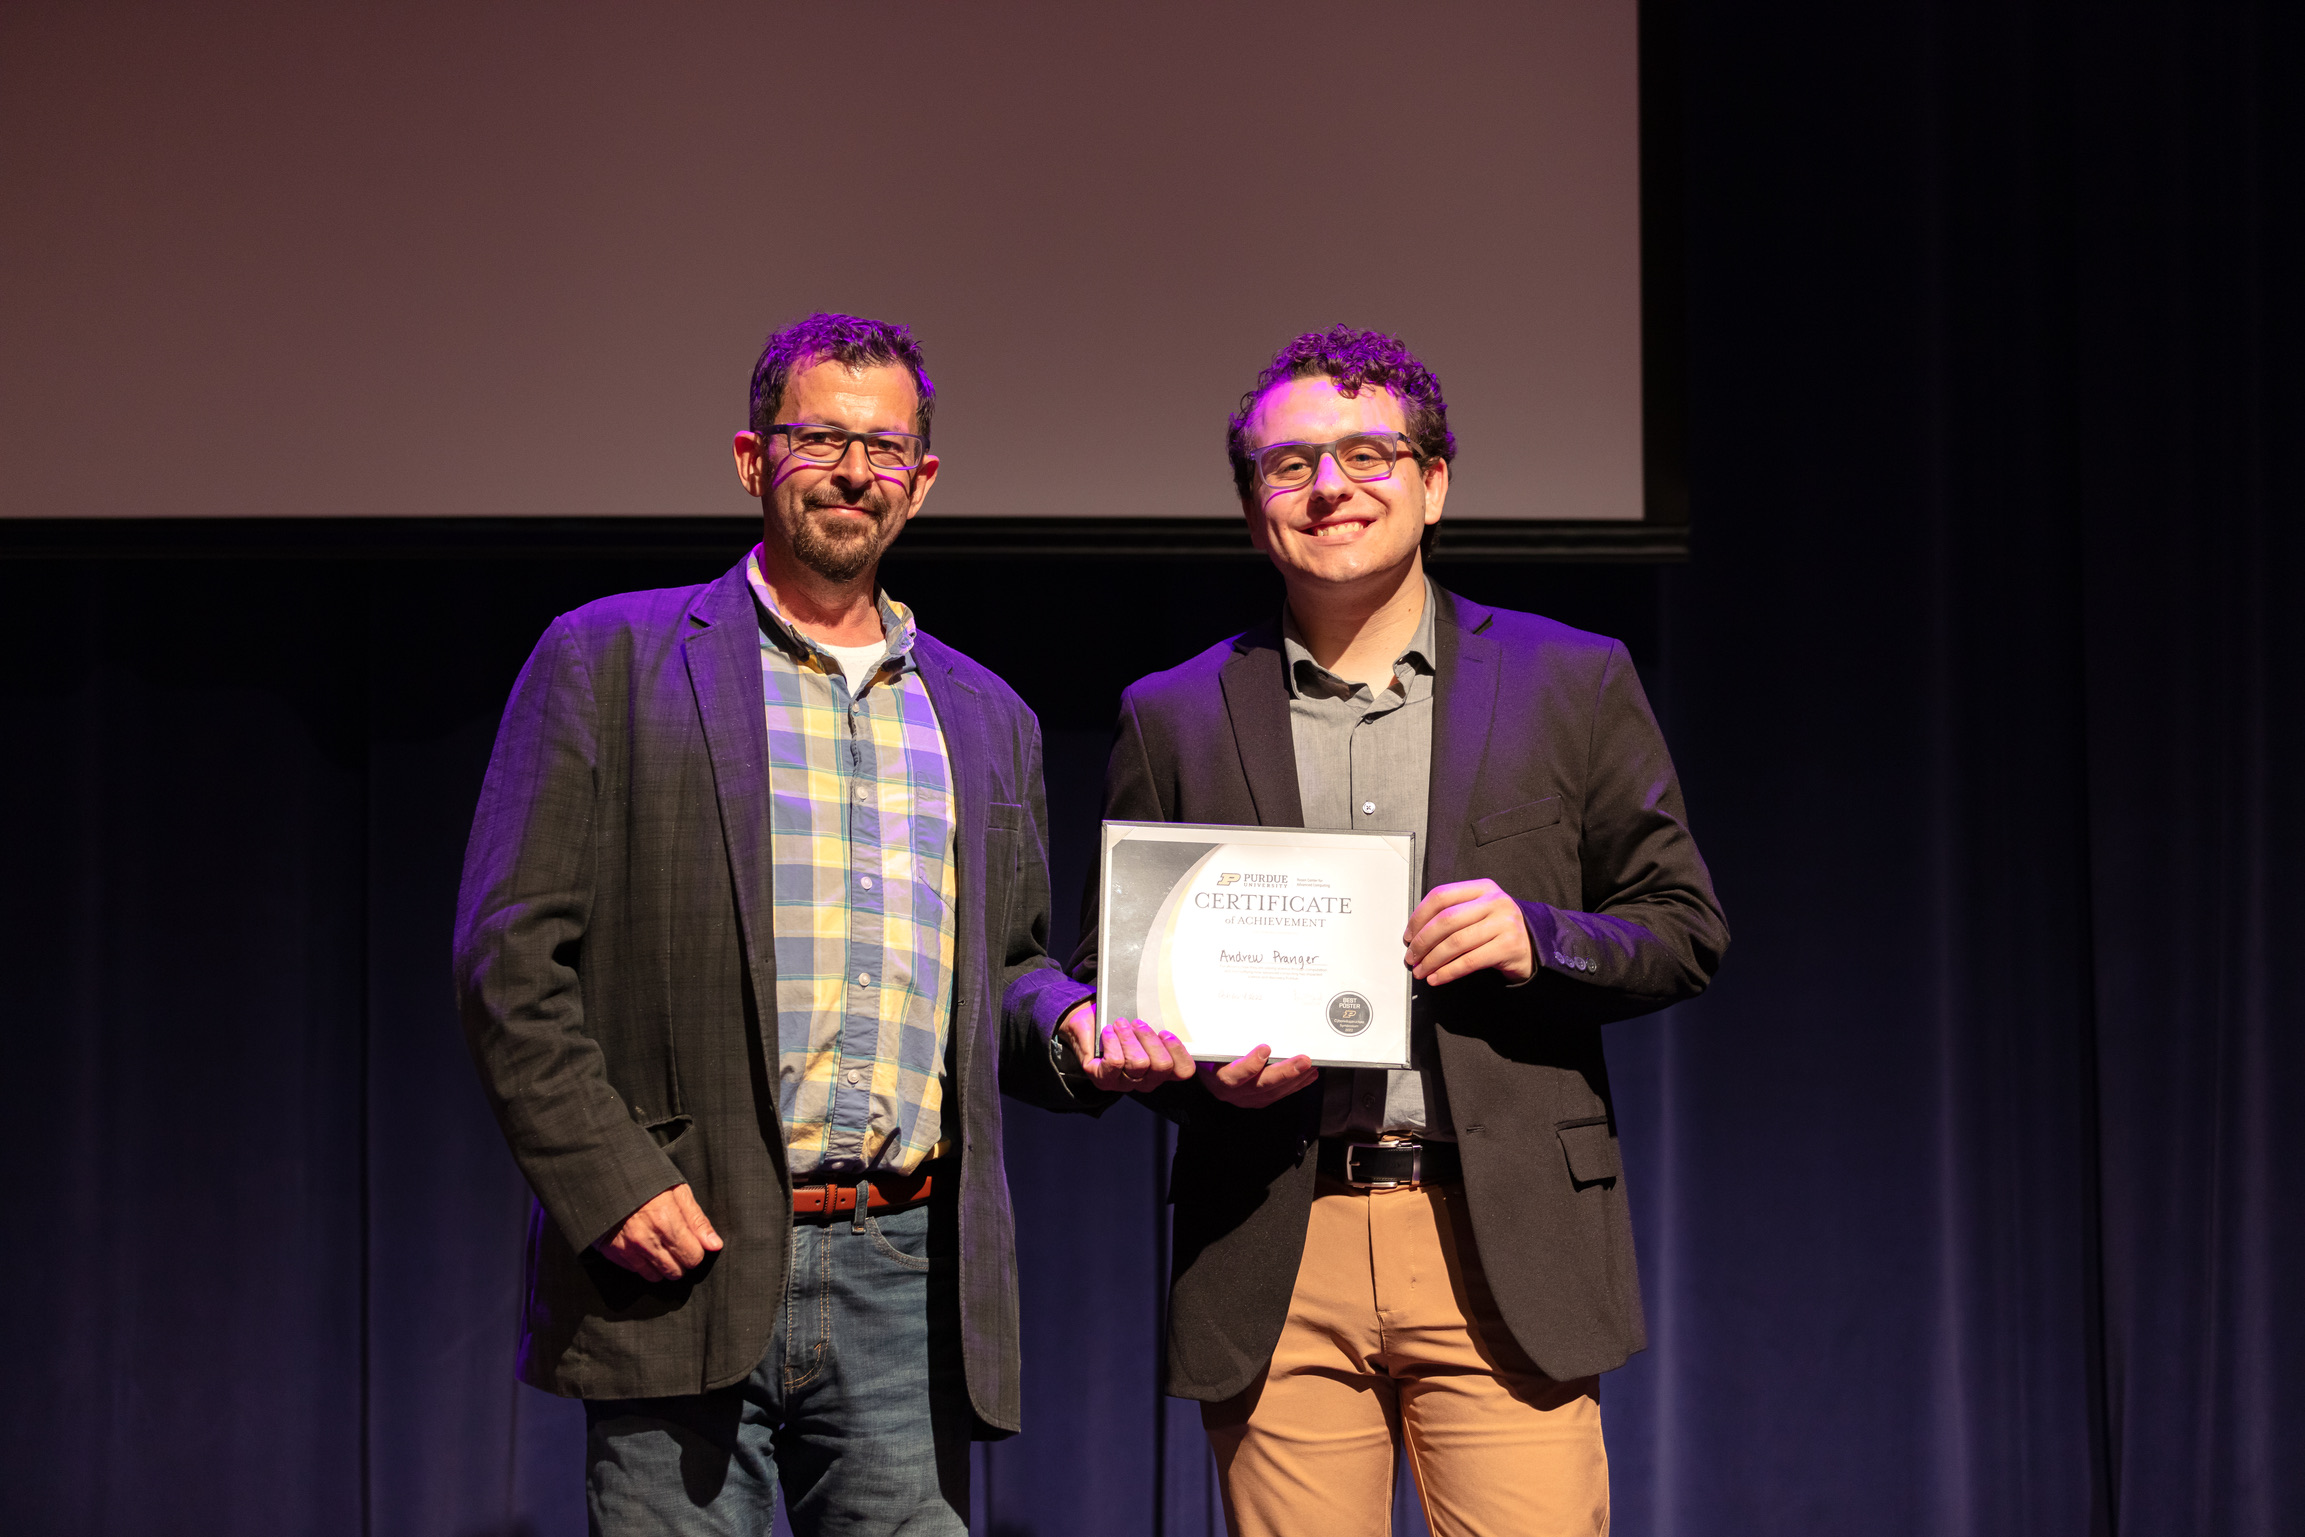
[0, 1, 1642, 521]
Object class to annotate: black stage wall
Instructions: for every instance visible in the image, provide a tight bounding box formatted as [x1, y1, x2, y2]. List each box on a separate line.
[2, 0, 2299, 1532]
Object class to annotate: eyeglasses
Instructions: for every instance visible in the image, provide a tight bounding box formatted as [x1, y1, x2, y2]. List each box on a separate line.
[1250, 431, 1419, 491]
[765, 422, 929, 470]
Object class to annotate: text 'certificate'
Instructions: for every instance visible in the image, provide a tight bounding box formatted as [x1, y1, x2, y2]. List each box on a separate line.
[1096, 821, 1416, 1069]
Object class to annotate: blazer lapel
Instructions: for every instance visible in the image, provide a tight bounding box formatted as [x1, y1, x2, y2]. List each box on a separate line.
[1218, 621, 1305, 828]
[682, 562, 780, 1014]
[1424, 586, 1499, 884]
[913, 638, 988, 1097]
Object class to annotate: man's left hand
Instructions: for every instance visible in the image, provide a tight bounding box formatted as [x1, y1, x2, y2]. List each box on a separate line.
[1059, 1003, 1198, 1093]
[1404, 879, 1535, 985]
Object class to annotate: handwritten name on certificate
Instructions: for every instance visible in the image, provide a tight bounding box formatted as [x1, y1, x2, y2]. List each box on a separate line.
[1096, 821, 1416, 1069]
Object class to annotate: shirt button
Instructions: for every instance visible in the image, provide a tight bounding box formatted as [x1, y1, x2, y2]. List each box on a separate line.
[854, 787, 870, 802]
[845, 1069, 860, 1085]
[857, 972, 872, 986]
[1362, 800, 1377, 815]
[859, 875, 874, 889]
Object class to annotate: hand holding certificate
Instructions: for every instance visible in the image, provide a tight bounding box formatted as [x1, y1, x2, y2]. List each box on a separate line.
[1095, 821, 1418, 1070]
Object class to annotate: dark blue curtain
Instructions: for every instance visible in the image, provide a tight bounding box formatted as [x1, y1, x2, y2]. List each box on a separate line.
[2, 0, 2299, 1532]
[1600, 0, 2302, 1531]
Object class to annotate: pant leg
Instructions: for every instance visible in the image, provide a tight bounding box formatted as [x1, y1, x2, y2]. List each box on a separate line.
[1375, 1184, 1608, 1537]
[585, 1198, 971, 1537]
[1201, 1178, 1400, 1537]
[586, 1375, 782, 1537]
[775, 1199, 972, 1537]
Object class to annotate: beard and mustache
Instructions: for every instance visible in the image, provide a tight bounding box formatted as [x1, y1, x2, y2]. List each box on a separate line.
[779, 481, 902, 583]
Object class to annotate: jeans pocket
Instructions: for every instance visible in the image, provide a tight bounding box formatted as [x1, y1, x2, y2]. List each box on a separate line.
[863, 1206, 935, 1272]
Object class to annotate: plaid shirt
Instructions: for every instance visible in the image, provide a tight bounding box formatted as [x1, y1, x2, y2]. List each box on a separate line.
[746, 550, 957, 1181]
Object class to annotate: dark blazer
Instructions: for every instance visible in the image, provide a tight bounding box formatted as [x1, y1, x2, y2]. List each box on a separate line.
[1038, 585, 1727, 1400]
[453, 558, 1093, 1429]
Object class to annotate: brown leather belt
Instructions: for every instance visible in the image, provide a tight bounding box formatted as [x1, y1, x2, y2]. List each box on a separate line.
[1317, 1138, 1463, 1188]
[791, 1151, 953, 1220]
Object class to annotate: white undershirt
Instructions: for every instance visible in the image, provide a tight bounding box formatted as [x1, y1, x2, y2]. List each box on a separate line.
[817, 637, 890, 695]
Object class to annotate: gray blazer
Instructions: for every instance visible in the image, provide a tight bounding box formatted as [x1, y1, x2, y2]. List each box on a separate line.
[1021, 586, 1728, 1400]
[453, 557, 1094, 1428]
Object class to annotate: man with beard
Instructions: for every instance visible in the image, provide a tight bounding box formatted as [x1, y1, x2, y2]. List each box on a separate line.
[1036, 326, 1728, 1535]
[454, 312, 1100, 1534]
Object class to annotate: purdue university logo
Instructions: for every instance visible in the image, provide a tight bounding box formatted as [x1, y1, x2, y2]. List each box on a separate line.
[1326, 991, 1373, 1037]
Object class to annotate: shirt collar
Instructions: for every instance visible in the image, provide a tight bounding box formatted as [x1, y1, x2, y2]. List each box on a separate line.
[1280, 576, 1438, 699]
[744, 545, 920, 676]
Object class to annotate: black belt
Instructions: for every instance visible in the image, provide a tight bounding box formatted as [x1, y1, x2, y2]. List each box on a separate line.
[1317, 1138, 1463, 1188]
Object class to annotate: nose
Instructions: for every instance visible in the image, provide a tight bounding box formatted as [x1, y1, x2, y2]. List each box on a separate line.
[1309, 448, 1355, 499]
[829, 435, 877, 489]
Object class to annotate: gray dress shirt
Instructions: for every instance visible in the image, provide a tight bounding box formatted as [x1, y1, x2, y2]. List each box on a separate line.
[1281, 581, 1456, 1143]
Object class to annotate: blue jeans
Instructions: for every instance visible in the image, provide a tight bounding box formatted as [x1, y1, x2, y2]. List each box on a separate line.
[585, 1198, 971, 1536]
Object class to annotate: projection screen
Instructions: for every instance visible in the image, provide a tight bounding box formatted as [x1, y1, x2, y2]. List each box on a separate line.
[0, 1, 1664, 541]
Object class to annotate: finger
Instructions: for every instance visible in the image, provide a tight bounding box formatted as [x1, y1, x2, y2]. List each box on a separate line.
[1404, 881, 1487, 942]
[1124, 1022, 1173, 1073]
[1096, 1025, 1127, 1081]
[1131, 1026, 1175, 1075]
[1231, 1058, 1311, 1107]
[1258, 1054, 1317, 1090]
[1215, 1046, 1273, 1088]
[1404, 904, 1476, 967]
[672, 1186, 723, 1250]
[1412, 914, 1496, 979]
[1155, 1034, 1198, 1080]
[1421, 934, 1509, 987]
[1239, 1066, 1314, 1108]
[1135, 1028, 1190, 1079]
[663, 1217, 706, 1271]
[1116, 1023, 1156, 1074]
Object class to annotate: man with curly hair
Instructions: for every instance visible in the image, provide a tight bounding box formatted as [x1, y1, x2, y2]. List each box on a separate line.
[1041, 326, 1729, 1534]
[456, 312, 1098, 1534]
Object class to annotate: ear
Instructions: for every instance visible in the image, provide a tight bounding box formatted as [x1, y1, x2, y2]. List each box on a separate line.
[1420, 455, 1449, 524]
[732, 432, 766, 497]
[896, 452, 941, 524]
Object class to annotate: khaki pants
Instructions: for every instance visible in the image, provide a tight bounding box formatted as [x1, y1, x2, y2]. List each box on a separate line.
[1201, 1177, 1608, 1537]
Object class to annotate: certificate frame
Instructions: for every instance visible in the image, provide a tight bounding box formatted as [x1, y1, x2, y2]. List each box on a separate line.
[1094, 820, 1418, 1070]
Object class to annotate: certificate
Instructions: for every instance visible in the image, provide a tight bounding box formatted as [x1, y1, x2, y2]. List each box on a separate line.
[1096, 820, 1416, 1069]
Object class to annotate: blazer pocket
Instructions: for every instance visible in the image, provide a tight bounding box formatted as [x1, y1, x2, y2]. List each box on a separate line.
[984, 800, 1026, 831]
[1556, 1116, 1621, 1188]
[1473, 796, 1562, 845]
[644, 1114, 696, 1176]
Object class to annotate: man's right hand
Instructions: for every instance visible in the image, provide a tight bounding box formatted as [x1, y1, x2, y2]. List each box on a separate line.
[1202, 1044, 1318, 1109]
[597, 1183, 723, 1281]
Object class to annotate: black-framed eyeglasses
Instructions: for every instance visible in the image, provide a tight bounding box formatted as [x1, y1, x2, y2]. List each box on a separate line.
[765, 422, 929, 470]
[1250, 431, 1420, 491]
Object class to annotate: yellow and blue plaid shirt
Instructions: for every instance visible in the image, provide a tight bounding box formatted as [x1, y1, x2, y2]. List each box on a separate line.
[746, 550, 957, 1181]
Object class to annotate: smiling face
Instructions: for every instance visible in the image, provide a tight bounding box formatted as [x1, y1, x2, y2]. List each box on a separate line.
[733, 358, 939, 584]
[1238, 375, 1447, 594]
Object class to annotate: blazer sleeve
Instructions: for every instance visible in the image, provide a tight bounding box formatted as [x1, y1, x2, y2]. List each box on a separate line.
[1509, 640, 1729, 1021]
[451, 616, 682, 1252]
[998, 712, 1108, 1113]
[1054, 690, 1224, 1128]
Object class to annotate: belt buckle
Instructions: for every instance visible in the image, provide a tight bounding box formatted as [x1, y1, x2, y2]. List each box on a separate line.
[1345, 1141, 1417, 1189]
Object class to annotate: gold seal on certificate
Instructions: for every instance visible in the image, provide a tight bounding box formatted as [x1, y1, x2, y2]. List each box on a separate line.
[1096, 820, 1416, 1069]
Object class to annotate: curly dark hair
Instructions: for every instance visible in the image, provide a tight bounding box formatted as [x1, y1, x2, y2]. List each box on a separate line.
[748, 312, 935, 443]
[1224, 325, 1455, 504]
